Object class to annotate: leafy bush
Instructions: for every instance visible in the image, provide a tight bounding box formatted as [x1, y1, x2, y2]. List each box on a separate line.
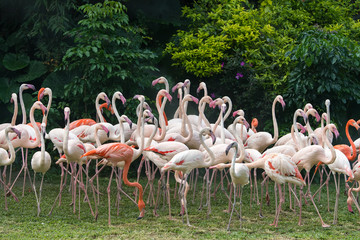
[58, 0, 159, 119]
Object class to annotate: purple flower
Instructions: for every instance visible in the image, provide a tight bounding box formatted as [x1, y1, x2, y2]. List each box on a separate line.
[235, 73, 243, 79]
[221, 62, 224, 68]
[240, 61, 245, 66]
[210, 93, 216, 98]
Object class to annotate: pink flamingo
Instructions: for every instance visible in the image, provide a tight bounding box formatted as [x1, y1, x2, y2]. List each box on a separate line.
[161, 127, 217, 226]
[244, 95, 285, 153]
[0, 127, 21, 210]
[81, 109, 152, 225]
[291, 123, 339, 227]
[31, 123, 51, 216]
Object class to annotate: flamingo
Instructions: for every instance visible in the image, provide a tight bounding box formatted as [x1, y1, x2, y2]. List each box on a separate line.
[244, 95, 285, 153]
[37, 87, 52, 125]
[334, 119, 359, 161]
[3, 101, 47, 197]
[31, 123, 51, 216]
[291, 123, 339, 227]
[223, 142, 250, 231]
[48, 107, 94, 218]
[161, 127, 217, 226]
[81, 109, 152, 224]
[19, 83, 36, 124]
[0, 126, 21, 210]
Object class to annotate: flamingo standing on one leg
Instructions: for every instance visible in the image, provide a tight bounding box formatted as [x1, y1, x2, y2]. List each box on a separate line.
[31, 123, 51, 216]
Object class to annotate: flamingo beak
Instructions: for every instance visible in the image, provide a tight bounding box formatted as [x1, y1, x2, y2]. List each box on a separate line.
[152, 78, 160, 86]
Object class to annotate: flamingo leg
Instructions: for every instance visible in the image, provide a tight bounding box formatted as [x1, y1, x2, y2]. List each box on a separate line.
[48, 163, 70, 216]
[154, 171, 165, 217]
[166, 170, 172, 219]
[333, 173, 341, 225]
[306, 172, 330, 228]
[227, 184, 236, 231]
[259, 175, 269, 218]
[107, 167, 115, 225]
[192, 168, 199, 204]
[32, 172, 40, 216]
[182, 173, 190, 226]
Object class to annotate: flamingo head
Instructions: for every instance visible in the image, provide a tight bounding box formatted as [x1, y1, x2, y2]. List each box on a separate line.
[297, 123, 307, 134]
[242, 118, 250, 129]
[122, 115, 133, 129]
[276, 95, 285, 110]
[328, 124, 339, 139]
[232, 109, 245, 117]
[35, 101, 47, 116]
[152, 76, 165, 86]
[350, 119, 360, 131]
[183, 79, 190, 89]
[158, 89, 172, 102]
[197, 82, 206, 94]
[9, 127, 21, 139]
[10, 93, 17, 103]
[315, 111, 321, 122]
[304, 103, 313, 112]
[225, 141, 238, 156]
[171, 83, 182, 93]
[221, 103, 227, 114]
[252, 118, 258, 128]
[325, 99, 330, 108]
[25, 84, 36, 91]
[299, 109, 308, 124]
[137, 200, 145, 220]
[114, 91, 126, 105]
[64, 107, 70, 123]
[99, 124, 110, 138]
[38, 87, 45, 101]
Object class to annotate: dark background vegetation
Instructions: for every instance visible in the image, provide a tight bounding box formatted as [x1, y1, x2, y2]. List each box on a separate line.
[1, 0, 360, 157]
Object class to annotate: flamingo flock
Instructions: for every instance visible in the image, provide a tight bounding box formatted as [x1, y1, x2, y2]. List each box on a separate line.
[0, 79, 359, 230]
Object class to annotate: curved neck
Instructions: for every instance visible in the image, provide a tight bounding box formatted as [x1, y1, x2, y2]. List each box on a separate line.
[11, 94, 18, 126]
[63, 113, 70, 156]
[201, 133, 215, 166]
[94, 124, 103, 147]
[27, 104, 41, 148]
[305, 109, 315, 134]
[346, 121, 357, 161]
[153, 91, 167, 141]
[222, 96, 232, 122]
[173, 88, 183, 119]
[198, 97, 211, 128]
[42, 90, 52, 124]
[271, 97, 280, 144]
[19, 86, 26, 124]
[40, 127, 45, 164]
[245, 157, 265, 170]
[146, 117, 158, 147]
[322, 125, 336, 165]
[135, 98, 144, 137]
[95, 94, 106, 123]
[112, 95, 122, 142]
[5, 128, 16, 165]
[133, 112, 146, 160]
[293, 110, 302, 149]
[122, 160, 144, 210]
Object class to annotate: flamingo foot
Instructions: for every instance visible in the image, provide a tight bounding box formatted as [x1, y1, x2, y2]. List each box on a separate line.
[259, 213, 264, 218]
[136, 216, 143, 220]
[322, 223, 330, 228]
[153, 210, 159, 217]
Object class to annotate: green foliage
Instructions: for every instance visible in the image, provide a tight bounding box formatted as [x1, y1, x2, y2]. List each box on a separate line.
[59, 0, 158, 119]
[165, 0, 360, 130]
[286, 29, 360, 124]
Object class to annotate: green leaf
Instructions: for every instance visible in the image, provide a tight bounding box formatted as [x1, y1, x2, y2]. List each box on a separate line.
[2, 53, 30, 71]
[15, 61, 47, 83]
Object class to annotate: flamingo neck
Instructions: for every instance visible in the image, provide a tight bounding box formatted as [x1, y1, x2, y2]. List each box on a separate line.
[19, 86, 26, 124]
[271, 97, 280, 144]
[122, 160, 144, 211]
[322, 125, 336, 165]
[153, 91, 167, 141]
[28, 104, 41, 148]
[346, 121, 357, 161]
[198, 97, 211, 128]
[95, 94, 106, 123]
[112, 95, 123, 143]
[5, 128, 16, 165]
[11, 94, 18, 126]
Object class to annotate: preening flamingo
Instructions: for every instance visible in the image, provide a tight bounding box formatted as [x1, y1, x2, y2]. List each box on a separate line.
[244, 95, 285, 153]
[31, 123, 51, 216]
[81, 109, 153, 224]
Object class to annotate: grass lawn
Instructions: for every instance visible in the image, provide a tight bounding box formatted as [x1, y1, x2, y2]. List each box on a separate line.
[0, 167, 359, 239]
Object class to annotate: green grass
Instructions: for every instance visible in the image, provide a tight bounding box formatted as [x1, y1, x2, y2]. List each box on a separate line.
[0, 169, 359, 239]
